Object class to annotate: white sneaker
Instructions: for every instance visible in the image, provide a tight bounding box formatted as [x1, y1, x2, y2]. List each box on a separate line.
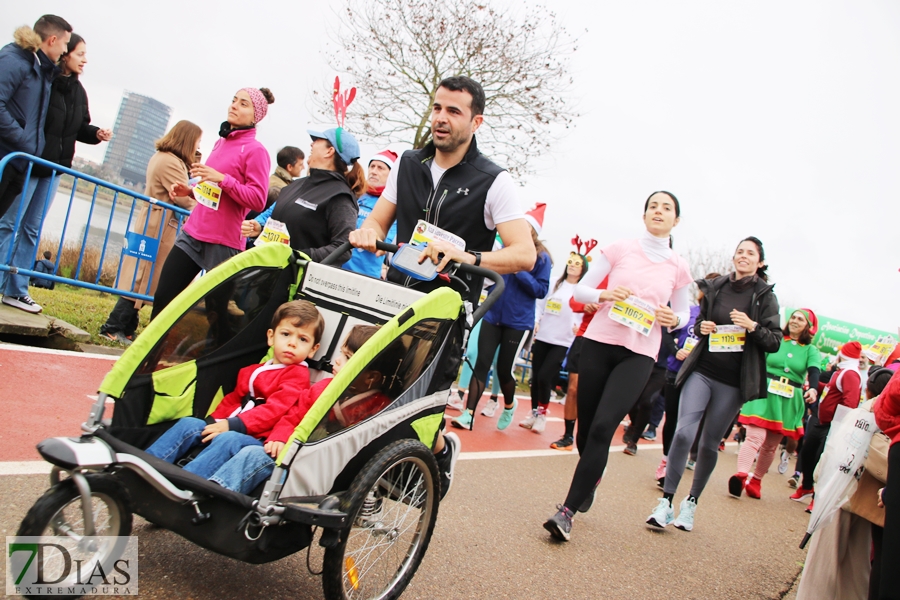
[519, 409, 538, 429]
[2, 294, 42, 314]
[481, 398, 499, 417]
[673, 496, 697, 531]
[532, 408, 548, 433]
[777, 449, 789, 474]
[646, 498, 674, 528]
[447, 395, 464, 411]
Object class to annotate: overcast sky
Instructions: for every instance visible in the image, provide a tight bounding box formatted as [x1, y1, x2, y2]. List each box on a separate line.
[3, 1, 898, 332]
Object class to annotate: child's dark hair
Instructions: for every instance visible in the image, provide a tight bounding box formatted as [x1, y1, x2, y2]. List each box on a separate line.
[271, 300, 325, 344]
[867, 367, 894, 397]
[343, 324, 380, 354]
[736, 236, 769, 281]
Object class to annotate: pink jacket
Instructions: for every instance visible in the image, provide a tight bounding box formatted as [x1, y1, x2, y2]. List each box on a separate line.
[183, 127, 269, 250]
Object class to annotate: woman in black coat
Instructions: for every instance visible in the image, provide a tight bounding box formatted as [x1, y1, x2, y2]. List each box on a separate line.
[0, 33, 111, 314]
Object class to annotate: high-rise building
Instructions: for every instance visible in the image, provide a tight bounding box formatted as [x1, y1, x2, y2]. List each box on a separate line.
[103, 91, 172, 186]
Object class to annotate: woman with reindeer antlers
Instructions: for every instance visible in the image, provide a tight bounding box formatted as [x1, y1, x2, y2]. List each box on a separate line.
[543, 191, 693, 542]
[521, 235, 593, 435]
[242, 78, 364, 265]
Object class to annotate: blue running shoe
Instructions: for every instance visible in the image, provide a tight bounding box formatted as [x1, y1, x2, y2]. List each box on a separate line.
[673, 497, 697, 531]
[497, 399, 517, 430]
[646, 497, 674, 528]
[451, 410, 473, 430]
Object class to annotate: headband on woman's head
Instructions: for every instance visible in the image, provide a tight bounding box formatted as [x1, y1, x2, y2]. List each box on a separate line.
[240, 87, 269, 123]
[332, 76, 356, 155]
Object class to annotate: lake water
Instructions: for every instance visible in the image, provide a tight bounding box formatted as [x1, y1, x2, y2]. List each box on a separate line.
[41, 190, 136, 255]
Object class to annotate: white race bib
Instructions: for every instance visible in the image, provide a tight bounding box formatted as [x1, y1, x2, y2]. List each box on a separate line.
[608, 295, 656, 336]
[545, 299, 562, 315]
[194, 181, 222, 211]
[409, 220, 466, 252]
[709, 325, 746, 352]
[682, 337, 697, 353]
[254, 218, 291, 247]
[767, 377, 795, 398]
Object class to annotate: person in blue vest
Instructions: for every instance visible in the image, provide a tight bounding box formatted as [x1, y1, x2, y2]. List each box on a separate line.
[341, 149, 398, 278]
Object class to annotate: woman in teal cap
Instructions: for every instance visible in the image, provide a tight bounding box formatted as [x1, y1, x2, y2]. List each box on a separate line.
[242, 127, 365, 265]
[730, 308, 821, 499]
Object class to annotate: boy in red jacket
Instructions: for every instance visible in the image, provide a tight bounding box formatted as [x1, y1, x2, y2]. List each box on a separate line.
[145, 300, 324, 478]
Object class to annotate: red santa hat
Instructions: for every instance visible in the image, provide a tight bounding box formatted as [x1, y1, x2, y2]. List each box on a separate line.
[840, 341, 862, 360]
[369, 149, 398, 170]
[524, 203, 546, 234]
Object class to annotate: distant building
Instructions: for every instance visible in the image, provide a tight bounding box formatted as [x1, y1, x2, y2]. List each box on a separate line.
[102, 91, 172, 186]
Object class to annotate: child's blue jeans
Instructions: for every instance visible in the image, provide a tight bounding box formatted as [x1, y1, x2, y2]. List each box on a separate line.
[145, 417, 262, 479]
[209, 445, 276, 494]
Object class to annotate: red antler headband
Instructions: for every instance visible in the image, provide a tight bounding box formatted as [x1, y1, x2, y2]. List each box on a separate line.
[570, 235, 598, 256]
[332, 76, 357, 153]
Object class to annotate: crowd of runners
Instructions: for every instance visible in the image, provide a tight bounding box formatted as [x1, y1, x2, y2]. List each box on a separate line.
[1, 13, 899, 600]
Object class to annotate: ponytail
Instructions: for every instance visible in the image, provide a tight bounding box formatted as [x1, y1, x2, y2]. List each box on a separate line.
[345, 159, 367, 198]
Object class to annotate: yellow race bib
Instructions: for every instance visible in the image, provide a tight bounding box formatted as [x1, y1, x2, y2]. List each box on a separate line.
[545, 299, 563, 315]
[682, 337, 697, 353]
[254, 218, 291, 246]
[194, 181, 222, 211]
[767, 377, 795, 398]
[608, 295, 656, 337]
[709, 325, 746, 352]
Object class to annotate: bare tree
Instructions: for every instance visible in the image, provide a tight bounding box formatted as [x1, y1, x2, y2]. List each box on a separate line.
[318, 0, 578, 179]
[684, 245, 733, 281]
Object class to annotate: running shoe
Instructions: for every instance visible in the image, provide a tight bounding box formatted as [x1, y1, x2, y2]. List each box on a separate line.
[805, 498, 814, 513]
[718, 440, 726, 452]
[788, 473, 800, 489]
[641, 427, 657, 441]
[790, 487, 814, 502]
[745, 476, 762, 499]
[519, 409, 538, 430]
[685, 459, 696, 471]
[655, 457, 668, 483]
[2, 294, 42, 314]
[497, 399, 517, 430]
[437, 432, 461, 499]
[728, 472, 748, 498]
[100, 330, 133, 346]
[532, 407, 547, 433]
[481, 398, 499, 417]
[450, 410, 473, 430]
[673, 496, 697, 532]
[777, 449, 789, 474]
[543, 504, 574, 541]
[550, 435, 574, 451]
[447, 395, 464, 411]
[646, 498, 674, 528]
[623, 441, 638, 456]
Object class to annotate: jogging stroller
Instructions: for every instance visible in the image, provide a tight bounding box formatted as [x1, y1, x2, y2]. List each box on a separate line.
[15, 240, 503, 599]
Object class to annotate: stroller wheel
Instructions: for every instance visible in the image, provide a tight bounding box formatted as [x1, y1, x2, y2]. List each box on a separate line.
[322, 439, 439, 600]
[16, 474, 133, 598]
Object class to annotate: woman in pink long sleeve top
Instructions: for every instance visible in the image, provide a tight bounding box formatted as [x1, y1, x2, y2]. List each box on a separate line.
[150, 87, 273, 320]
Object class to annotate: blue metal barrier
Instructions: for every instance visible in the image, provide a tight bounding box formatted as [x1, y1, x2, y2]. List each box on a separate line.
[0, 152, 191, 302]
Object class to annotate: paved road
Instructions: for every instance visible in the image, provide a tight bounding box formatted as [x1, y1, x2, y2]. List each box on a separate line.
[1, 344, 810, 598]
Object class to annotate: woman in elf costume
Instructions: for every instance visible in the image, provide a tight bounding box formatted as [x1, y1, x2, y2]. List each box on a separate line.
[730, 308, 821, 499]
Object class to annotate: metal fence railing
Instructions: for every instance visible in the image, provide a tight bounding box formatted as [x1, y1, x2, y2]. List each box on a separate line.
[0, 152, 191, 303]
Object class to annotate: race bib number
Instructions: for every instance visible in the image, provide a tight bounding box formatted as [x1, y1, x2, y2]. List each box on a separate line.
[194, 181, 222, 211]
[545, 299, 562, 315]
[410, 220, 466, 251]
[865, 335, 896, 364]
[608, 295, 656, 336]
[682, 337, 697, 353]
[254, 218, 291, 247]
[709, 325, 746, 352]
[768, 378, 795, 398]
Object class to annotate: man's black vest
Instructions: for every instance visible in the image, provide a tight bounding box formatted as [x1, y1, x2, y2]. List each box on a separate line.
[389, 136, 504, 301]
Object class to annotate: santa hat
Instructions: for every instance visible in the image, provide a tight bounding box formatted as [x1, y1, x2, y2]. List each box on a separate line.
[524, 203, 546, 234]
[369, 149, 398, 170]
[839, 341, 862, 360]
[795, 308, 818, 336]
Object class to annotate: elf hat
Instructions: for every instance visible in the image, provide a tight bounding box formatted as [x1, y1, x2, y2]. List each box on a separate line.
[840, 341, 862, 360]
[369, 149, 398, 170]
[796, 308, 818, 336]
[525, 203, 546, 234]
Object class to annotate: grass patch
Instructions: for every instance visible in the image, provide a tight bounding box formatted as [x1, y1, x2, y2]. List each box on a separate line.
[29, 285, 149, 347]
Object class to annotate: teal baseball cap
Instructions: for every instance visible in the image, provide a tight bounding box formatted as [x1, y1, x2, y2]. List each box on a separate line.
[307, 127, 360, 165]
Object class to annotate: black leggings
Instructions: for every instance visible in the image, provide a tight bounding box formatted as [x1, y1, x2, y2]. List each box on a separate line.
[626, 365, 667, 440]
[800, 415, 830, 490]
[878, 443, 900, 600]
[467, 321, 528, 412]
[530, 340, 569, 410]
[662, 372, 679, 455]
[150, 245, 204, 321]
[564, 340, 654, 511]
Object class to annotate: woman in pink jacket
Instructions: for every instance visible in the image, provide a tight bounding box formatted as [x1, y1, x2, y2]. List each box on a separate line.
[150, 87, 274, 320]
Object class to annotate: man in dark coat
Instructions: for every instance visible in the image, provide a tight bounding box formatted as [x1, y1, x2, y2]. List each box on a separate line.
[0, 15, 72, 220]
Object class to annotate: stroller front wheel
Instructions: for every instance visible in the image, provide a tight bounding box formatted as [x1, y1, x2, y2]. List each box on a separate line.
[16, 474, 133, 600]
[322, 439, 439, 600]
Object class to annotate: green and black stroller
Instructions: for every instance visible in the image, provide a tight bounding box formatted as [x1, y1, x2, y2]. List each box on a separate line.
[16, 241, 503, 599]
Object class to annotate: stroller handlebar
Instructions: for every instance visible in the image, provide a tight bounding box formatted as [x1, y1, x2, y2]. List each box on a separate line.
[320, 241, 504, 325]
